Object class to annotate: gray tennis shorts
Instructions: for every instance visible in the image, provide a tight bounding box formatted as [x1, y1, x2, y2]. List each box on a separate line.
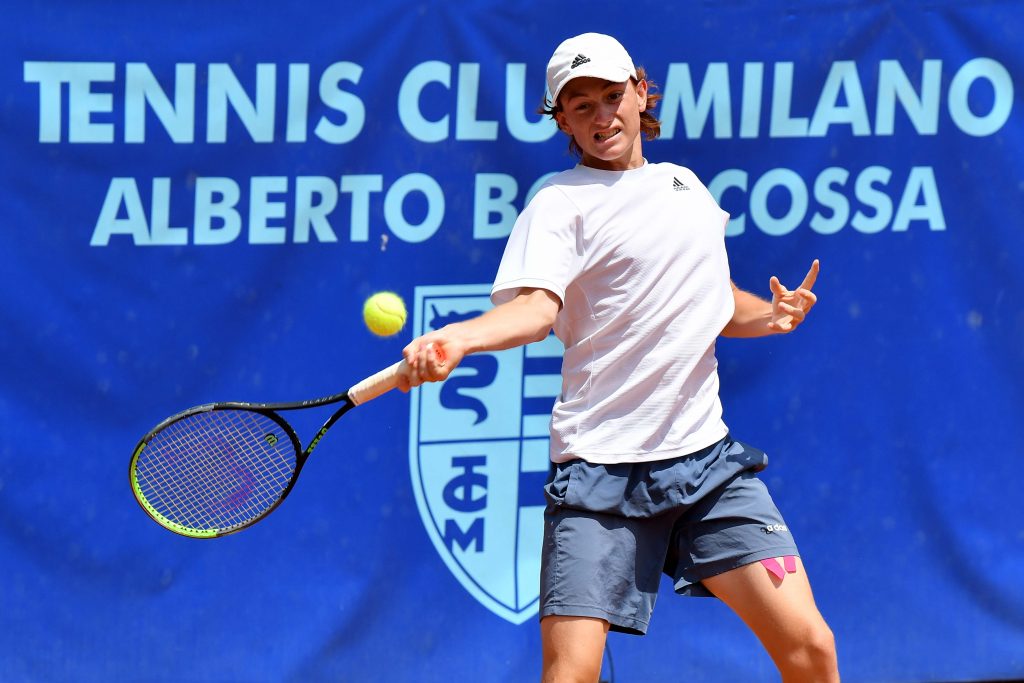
[540, 435, 799, 635]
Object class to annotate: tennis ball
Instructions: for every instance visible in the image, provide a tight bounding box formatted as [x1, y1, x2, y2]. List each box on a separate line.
[363, 291, 407, 337]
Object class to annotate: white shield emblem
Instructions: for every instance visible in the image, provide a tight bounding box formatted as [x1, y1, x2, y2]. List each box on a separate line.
[409, 284, 563, 624]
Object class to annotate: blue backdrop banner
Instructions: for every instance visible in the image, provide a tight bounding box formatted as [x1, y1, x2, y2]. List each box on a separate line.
[2, 1, 1022, 681]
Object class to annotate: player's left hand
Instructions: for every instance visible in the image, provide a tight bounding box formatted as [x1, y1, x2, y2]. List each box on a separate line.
[768, 259, 819, 333]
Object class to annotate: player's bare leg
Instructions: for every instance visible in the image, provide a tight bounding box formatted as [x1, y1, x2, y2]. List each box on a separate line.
[540, 615, 609, 683]
[702, 557, 839, 682]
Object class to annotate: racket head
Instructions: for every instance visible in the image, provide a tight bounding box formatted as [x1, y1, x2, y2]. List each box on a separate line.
[129, 405, 303, 538]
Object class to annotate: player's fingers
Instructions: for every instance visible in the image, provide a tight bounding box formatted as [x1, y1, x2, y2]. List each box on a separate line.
[769, 276, 787, 299]
[397, 344, 417, 390]
[416, 343, 440, 381]
[402, 340, 422, 366]
[396, 373, 411, 393]
[402, 364, 422, 389]
[427, 342, 447, 367]
[795, 288, 818, 313]
[796, 287, 818, 305]
[423, 343, 446, 381]
[412, 345, 428, 377]
[778, 302, 804, 318]
[402, 347, 424, 386]
[799, 259, 820, 291]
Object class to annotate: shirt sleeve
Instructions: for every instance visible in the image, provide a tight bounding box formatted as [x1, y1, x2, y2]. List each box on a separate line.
[490, 184, 582, 306]
[682, 166, 730, 233]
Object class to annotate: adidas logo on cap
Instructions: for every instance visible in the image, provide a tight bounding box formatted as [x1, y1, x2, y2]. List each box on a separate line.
[571, 54, 590, 69]
[547, 34, 638, 102]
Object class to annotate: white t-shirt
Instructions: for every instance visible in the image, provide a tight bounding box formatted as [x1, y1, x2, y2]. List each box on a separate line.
[491, 161, 734, 464]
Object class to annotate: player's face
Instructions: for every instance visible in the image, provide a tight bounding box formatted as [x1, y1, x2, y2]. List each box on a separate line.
[555, 77, 648, 171]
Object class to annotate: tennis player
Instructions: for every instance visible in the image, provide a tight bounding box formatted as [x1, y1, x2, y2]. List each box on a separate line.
[399, 32, 839, 683]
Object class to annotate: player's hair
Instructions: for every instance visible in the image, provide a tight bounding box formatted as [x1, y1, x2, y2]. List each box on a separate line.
[539, 67, 663, 158]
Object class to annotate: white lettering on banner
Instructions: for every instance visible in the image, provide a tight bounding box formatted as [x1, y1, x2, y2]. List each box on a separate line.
[948, 58, 1014, 136]
[658, 58, 1013, 139]
[769, 63, 809, 137]
[383, 173, 445, 243]
[88, 176, 194, 245]
[150, 177, 189, 244]
[125, 63, 196, 143]
[474, 174, 519, 239]
[24, 61, 365, 144]
[90, 167, 942, 246]
[740, 62, 765, 138]
[708, 166, 946, 237]
[90, 174, 445, 246]
[398, 62, 557, 143]
[808, 61, 871, 137]
[456, 63, 498, 141]
[473, 172, 558, 239]
[24, 58, 1011, 142]
[875, 60, 941, 135]
[314, 62, 366, 143]
[22, 58, 990, 247]
[206, 63, 276, 143]
[249, 177, 290, 243]
[286, 64, 310, 143]
[662, 63, 734, 139]
[23, 61, 116, 143]
[91, 178, 148, 245]
[398, 61, 450, 143]
[294, 176, 340, 242]
[505, 64, 557, 142]
[341, 175, 384, 242]
[195, 177, 242, 245]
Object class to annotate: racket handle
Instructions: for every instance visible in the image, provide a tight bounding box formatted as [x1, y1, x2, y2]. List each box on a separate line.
[348, 360, 404, 406]
[347, 344, 447, 406]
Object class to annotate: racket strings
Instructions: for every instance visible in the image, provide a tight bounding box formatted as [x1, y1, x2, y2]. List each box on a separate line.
[134, 409, 297, 533]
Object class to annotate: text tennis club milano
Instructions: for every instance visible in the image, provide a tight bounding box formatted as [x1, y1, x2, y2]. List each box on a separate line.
[20, 58, 1010, 245]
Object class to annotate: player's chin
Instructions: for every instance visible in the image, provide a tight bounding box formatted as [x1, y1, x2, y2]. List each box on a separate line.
[584, 139, 618, 157]
[580, 143, 632, 168]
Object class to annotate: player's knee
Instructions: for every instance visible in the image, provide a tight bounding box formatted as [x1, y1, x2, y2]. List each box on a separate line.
[541, 651, 604, 683]
[541, 666, 601, 683]
[806, 621, 837, 665]
[782, 620, 838, 678]
[541, 644, 605, 683]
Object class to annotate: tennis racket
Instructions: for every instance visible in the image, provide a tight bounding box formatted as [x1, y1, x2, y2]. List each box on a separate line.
[129, 348, 442, 538]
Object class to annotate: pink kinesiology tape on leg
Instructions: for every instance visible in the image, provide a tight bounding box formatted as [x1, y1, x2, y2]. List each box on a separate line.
[761, 556, 798, 580]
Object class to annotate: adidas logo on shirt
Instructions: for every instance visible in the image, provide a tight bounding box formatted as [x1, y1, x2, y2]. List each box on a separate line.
[571, 54, 590, 69]
[673, 177, 690, 191]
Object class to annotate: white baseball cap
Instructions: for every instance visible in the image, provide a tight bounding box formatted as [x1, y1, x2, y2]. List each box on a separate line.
[546, 33, 638, 104]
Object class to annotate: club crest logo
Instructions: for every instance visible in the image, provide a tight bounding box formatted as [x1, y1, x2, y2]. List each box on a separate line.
[409, 284, 563, 624]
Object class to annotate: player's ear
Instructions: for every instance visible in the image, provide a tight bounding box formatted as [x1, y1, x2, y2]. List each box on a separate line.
[554, 110, 572, 135]
[635, 79, 648, 113]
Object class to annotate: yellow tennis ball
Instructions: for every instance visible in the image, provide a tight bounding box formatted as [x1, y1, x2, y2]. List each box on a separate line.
[363, 291, 407, 337]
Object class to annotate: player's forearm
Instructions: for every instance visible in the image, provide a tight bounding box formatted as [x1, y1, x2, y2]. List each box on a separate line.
[452, 289, 559, 353]
[721, 287, 777, 338]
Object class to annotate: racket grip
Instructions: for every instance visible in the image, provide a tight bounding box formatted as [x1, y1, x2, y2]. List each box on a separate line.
[347, 344, 447, 406]
[348, 360, 405, 406]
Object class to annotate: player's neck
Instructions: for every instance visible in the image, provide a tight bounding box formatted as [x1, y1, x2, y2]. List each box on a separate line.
[580, 139, 645, 171]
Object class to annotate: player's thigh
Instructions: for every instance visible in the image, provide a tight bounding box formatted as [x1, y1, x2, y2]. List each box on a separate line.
[541, 615, 609, 683]
[702, 557, 833, 654]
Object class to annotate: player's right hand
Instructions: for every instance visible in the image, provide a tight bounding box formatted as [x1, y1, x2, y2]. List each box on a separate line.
[398, 332, 461, 391]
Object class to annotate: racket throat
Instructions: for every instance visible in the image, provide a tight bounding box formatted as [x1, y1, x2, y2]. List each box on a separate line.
[303, 401, 353, 456]
[306, 425, 331, 455]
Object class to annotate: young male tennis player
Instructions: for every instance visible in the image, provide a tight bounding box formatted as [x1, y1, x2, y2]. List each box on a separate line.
[398, 32, 839, 683]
